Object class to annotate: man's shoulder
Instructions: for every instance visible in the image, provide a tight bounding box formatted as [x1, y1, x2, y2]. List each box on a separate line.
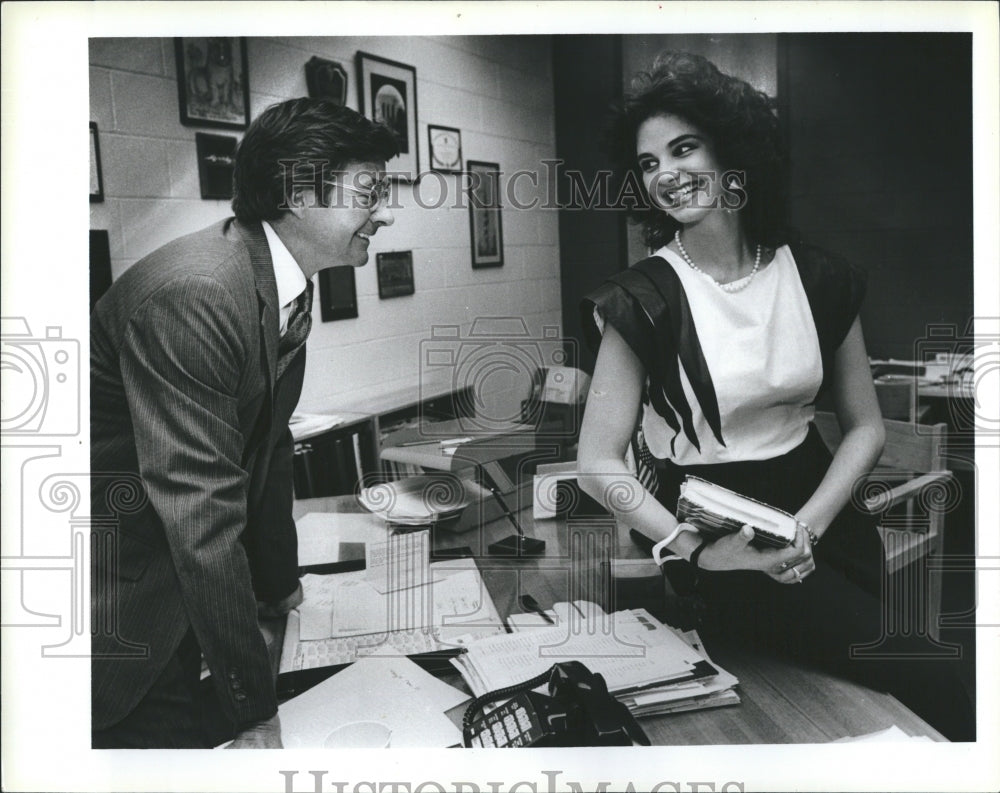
[109, 220, 255, 300]
[140, 218, 251, 276]
[92, 218, 265, 336]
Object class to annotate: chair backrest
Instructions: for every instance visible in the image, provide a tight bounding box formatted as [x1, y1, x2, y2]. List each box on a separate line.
[874, 378, 918, 422]
[812, 411, 946, 474]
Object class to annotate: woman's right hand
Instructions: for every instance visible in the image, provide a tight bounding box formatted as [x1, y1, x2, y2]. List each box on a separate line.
[696, 525, 812, 582]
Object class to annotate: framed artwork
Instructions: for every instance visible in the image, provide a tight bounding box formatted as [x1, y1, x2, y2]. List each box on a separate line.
[318, 266, 359, 322]
[305, 56, 348, 106]
[466, 160, 504, 268]
[195, 133, 237, 200]
[356, 52, 419, 180]
[427, 124, 463, 174]
[376, 251, 415, 299]
[90, 229, 112, 312]
[89, 122, 104, 203]
[174, 37, 250, 130]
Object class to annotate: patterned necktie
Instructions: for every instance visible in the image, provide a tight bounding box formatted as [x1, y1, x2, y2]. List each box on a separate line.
[276, 280, 313, 380]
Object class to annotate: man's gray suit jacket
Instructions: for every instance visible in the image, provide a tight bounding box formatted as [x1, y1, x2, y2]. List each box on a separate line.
[90, 218, 304, 731]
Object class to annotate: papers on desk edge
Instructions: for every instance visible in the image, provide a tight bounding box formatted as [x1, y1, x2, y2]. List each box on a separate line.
[279, 557, 506, 676]
[453, 602, 740, 718]
[278, 653, 470, 748]
[289, 411, 346, 440]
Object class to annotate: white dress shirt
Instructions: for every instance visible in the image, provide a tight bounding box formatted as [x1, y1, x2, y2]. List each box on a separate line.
[261, 221, 309, 335]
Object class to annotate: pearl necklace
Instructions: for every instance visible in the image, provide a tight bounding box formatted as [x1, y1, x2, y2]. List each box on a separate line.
[674, 230, 762, 293]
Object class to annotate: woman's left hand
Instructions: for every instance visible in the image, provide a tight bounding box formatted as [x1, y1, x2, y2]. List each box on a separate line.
[766, 522, 815, 584]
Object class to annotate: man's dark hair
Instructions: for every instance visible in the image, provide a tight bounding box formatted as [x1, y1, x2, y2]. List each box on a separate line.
[232, 98, 399, 223]
[606, 51, 789, 251]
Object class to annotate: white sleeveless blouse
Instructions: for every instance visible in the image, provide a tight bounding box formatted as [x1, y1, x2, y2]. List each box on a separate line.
[641, 245, 823, 465]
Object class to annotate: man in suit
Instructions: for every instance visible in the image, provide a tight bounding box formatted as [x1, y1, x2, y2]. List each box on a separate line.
[90, 99, 398, 748]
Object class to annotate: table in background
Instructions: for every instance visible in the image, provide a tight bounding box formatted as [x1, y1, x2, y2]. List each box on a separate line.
[286, 496, 946, 744]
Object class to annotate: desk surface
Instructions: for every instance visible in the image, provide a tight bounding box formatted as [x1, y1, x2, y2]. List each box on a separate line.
[918, 381, 975, 400]
[288, 496, 946, 744]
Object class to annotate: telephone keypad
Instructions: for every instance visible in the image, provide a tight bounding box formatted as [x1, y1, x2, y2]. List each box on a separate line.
[468, 693, 545, 748]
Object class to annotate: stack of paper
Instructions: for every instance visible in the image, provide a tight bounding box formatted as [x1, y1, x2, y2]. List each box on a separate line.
[295, 512, 388, 571]
[280, 559, 506, 674]
[289, 411, 345, 441]
[453, 604, 739, 718]
[279, 654, 470, 748]
[833, 725, 935, 743]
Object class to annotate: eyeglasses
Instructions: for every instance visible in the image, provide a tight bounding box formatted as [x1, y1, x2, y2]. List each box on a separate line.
[322, 179, 391, 211]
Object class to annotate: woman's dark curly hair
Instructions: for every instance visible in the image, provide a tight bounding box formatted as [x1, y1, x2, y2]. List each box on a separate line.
[607, 51, 789, 251]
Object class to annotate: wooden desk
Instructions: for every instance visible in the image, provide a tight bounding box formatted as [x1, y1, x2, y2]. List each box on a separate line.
[288, 496, 946, 744]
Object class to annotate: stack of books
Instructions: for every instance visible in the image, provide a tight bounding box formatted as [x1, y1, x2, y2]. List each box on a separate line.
[452, 603, 739, 718]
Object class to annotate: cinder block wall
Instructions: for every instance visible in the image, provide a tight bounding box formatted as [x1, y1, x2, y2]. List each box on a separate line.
[90, 36, 561, 417]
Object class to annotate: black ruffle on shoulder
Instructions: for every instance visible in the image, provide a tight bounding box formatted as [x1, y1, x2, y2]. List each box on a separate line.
[580, 243, 866, 456]
[580, 256, 725, 456]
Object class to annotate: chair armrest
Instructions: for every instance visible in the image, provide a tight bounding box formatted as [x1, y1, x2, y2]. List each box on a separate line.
[863, 470, 953, 513]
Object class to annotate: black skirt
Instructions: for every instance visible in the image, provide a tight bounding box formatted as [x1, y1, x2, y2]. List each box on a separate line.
[655, 422, 884, 599]
[653, 424, 975, 740]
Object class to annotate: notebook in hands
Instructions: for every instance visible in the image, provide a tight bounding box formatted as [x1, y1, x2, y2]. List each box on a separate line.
[676, 477, 797, 549]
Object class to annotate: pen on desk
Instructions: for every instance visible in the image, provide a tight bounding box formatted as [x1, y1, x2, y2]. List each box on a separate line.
[488, 485, 524, 537]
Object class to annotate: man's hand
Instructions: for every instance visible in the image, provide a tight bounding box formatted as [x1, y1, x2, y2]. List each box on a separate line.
[257, 582, 304, 620]
[226, 714, 283, 749]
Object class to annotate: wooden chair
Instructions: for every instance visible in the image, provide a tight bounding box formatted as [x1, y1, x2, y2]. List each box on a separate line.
[813, 411, 954, 643]
[874, 377, 931, 423]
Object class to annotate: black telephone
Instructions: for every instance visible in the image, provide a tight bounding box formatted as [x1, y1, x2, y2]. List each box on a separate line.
[462, 661, 650, 748]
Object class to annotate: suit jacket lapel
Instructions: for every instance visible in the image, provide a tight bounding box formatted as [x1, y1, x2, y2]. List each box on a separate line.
[231, 219, 279, 392]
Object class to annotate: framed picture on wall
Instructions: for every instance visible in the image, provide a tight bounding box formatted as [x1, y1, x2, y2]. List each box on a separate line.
[174, 37, 250, 130]
[376, 251, 415, 299]
[305, 56, 348, 106]
[356, 52, 419, 181]
[90, 229, 112, 311]
[318, 266, 359, 321]
[427, 125, 462, 173]
[195, 133, 237, 200]
[466, 160, 504, 268]
[89, 122, 104, 203]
